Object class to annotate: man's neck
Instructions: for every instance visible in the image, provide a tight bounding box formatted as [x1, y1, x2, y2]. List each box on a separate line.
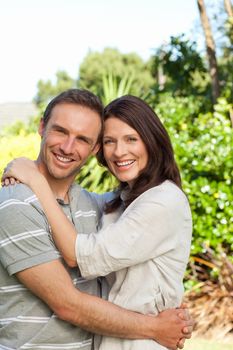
[36, 160, 74, 203]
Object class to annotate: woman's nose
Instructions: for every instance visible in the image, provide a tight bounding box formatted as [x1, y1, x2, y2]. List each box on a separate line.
[113, 141, 127, 157]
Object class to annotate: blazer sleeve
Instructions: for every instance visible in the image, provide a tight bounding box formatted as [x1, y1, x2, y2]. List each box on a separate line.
[76, 190, 183, 279]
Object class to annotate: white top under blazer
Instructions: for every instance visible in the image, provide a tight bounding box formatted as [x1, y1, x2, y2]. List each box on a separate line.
[76, 180, 192, 350]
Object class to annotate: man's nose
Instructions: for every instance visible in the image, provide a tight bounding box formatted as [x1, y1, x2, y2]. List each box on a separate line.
[60, 137, 76, 154]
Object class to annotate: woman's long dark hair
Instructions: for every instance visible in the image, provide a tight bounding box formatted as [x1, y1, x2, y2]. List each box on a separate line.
[96, 95, 182, 213]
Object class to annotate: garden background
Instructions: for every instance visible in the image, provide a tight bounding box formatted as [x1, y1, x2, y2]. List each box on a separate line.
[0, 1, 232, 349]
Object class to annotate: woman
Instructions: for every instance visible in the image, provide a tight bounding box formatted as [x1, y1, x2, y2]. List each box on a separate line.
[2, 95, 192, 349]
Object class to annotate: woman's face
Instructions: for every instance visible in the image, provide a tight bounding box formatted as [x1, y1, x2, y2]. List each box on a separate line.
[103, 117, 148, 187]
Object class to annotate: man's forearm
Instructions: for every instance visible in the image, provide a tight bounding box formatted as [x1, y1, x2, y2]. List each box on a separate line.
[57, 289, 152, 339]
[56, 288, 191, 349]
[18, 261, 152, 339]
[17, 260, 191, 350]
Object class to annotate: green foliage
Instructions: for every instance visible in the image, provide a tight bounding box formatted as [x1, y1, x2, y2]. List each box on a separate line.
[0, 133, 40, 175]
[1, 120, 28, 137]
[76, 156, 118, 193]
[2, 113, 42, 136]
[225, 16, 233, 46]
[102, 73, 135, 105]
[152, 34, 209, 98]
[78, 48, 154, 97]
[219, 57, 233, 103]
[34, 70, 76, 107]
[155, 95, 233, 255]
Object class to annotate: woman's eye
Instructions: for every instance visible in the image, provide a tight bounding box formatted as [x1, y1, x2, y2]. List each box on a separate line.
[128, 137, 137, 142]
[104, 139, 114, 145]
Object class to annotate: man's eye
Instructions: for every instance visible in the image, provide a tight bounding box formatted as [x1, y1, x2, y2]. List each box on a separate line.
[54, 129, 66, 134]
[78, 137, 90, 144]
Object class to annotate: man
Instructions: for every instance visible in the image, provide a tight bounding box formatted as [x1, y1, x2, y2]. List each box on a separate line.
[0, 89, 192, 350]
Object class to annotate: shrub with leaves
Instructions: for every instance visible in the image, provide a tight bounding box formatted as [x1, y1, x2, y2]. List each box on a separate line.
[0, 132, 40, 175]
[155, 95, 233, 257]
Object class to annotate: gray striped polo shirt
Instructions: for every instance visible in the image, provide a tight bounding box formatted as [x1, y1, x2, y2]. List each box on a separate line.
[0, 183, 108, 350]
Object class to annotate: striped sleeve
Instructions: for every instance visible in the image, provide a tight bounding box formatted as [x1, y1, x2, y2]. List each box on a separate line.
[0, 196, 60, 276]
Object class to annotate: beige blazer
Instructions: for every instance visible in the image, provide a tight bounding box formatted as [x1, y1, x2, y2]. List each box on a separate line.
[76, 180, 192, 350]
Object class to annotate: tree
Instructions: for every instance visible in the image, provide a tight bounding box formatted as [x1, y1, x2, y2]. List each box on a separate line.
[151, 35, 208, 98]
[224, 0, 233, 17]
[78, 48, 154, 98]
[34, 70, 75, 107]
[209, 0, 233, 108]
[223, 0, 233, 123]
[224, 0, 233, 46]
[197, 0, 220, 104]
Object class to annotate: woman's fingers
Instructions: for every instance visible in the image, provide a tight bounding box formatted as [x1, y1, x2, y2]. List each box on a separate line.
[1, 177, 18, 187]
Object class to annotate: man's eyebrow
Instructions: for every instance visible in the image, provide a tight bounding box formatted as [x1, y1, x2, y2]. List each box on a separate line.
[50, 124, 68, 132]
[77, 135, 94, 143]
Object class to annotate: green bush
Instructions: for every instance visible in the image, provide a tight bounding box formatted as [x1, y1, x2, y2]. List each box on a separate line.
[156, 95, 233, 256]
[0, 132, 40, 173]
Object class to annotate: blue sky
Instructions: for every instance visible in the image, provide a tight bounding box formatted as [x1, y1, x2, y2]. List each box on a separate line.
[0, 0, 207, 102]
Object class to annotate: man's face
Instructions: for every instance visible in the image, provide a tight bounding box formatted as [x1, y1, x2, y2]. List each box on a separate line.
[38, 103, 101, 182]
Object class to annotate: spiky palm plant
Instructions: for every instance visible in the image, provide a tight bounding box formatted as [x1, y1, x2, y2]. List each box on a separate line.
[101, 72, 135, 105]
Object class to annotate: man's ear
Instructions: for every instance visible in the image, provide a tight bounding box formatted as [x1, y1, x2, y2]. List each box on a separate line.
[92, 143, 100, 156]
[38, 119, 45, 137]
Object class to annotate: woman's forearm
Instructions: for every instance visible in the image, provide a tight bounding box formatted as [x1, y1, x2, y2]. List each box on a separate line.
[2, 157, 79, 266]
[29, 175, 78, 266]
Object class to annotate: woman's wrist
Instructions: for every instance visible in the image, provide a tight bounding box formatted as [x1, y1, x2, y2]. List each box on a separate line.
[28, 172, 48, 194]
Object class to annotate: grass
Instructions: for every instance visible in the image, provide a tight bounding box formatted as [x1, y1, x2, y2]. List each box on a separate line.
[183, 338, 233, 350]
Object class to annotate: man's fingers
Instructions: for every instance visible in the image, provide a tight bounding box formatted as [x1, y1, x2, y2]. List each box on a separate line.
[177, 338, 185, 349]
[180, 302, 188, 309]
[178, 309, 189, 320]
[178, 310, 194, 338]
[183, 325, 193, 334]
[182, 324, 193, 340]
